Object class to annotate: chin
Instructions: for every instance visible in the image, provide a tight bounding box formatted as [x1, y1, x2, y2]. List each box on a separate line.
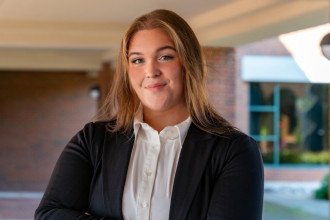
[143, 103, 169, 112]
[146, 106, 167, 112]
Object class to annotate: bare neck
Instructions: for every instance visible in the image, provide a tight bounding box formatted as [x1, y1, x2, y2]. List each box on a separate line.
[143, 106, 189, 132]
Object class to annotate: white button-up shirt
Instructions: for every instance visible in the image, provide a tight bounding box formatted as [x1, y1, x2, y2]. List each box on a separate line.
[122, 112, 191, 220]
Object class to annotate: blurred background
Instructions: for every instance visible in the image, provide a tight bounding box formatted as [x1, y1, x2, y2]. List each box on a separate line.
[0, 0, 329, 219]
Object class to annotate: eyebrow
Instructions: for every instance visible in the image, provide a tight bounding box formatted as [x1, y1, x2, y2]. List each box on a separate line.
[128, 45, 176, 57]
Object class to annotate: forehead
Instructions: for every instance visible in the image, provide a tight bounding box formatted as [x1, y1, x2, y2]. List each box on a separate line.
[128, 28, 175, 52]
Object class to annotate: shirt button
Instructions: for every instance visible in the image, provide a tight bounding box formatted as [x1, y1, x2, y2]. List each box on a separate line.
[142, 202, 148, 208]
[145, 170, 152, 176]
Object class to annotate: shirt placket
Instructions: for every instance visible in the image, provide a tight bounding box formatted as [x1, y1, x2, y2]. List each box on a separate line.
[137, 136, 160, 220]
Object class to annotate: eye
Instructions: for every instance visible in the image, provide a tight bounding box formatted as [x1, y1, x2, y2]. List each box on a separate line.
[159, 55, 174, 61]
[130, 58, 144, 64]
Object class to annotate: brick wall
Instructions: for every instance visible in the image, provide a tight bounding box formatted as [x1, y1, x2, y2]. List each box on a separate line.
[265, 167, 328, 181]
[0, 71, 97, 191]
[204, 47, 236, 125]
[98, 62, 115, 107]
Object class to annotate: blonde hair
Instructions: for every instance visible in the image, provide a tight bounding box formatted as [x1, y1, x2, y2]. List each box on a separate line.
[97, 9, 236, 136]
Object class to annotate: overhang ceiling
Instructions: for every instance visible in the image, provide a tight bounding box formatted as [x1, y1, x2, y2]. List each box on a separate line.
[0, 0, 328, 71]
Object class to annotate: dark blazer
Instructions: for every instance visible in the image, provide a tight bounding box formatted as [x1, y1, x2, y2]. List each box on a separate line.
[35, 121, 264, 220]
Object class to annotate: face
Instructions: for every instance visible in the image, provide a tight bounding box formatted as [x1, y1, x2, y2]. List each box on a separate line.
[127, 28, 186, 115]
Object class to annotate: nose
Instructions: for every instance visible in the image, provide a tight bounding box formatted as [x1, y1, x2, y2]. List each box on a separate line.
[145, 60, 160, 78]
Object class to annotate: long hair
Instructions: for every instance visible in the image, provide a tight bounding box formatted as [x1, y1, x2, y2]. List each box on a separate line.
[97, 9, 237, 136]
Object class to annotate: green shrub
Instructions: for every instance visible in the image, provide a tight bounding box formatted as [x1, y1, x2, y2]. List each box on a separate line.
[314, 173, 329, 200]
[280, 149, 301, 163]
[300, 151, 329, 164]
[262, 149, 329, 165]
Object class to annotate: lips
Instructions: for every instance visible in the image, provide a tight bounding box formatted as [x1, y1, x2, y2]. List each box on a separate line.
[145, 82, 166, 89]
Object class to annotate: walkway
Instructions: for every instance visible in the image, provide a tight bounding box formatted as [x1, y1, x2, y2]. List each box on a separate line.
[263, 181, 329, 220]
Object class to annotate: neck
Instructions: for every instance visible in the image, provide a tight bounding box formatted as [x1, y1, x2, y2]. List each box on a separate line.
[143, 106, 189, 132]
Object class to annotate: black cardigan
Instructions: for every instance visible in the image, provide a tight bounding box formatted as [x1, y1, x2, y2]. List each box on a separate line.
[35, 121, 264, 219]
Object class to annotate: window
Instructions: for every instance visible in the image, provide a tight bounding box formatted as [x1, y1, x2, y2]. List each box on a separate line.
[249, 82, 329, 165]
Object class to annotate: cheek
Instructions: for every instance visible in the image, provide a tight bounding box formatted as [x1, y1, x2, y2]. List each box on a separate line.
[171, 66, 184, 87]
[128, 69, 141, 87]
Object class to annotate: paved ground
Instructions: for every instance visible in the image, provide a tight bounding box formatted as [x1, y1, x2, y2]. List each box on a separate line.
[263, 201, 328, 220]
[0, 198, 39, 220]
[263, 181, 329, 220]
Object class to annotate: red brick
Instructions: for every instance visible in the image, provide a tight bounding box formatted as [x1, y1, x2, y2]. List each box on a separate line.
[0, 71, 97, 191]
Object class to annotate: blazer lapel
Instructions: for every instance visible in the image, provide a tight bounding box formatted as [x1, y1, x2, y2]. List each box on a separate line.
[102, 129, 134, 217]
[169, 123, 215, 220]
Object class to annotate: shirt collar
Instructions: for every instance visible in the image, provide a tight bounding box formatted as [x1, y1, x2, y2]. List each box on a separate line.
[171, 117, 191, 143]
[133, 105, 143, 138]
[133, 106, 191, 143]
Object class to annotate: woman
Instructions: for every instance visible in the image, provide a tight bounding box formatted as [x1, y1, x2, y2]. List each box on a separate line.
[35, 9, 264, 220]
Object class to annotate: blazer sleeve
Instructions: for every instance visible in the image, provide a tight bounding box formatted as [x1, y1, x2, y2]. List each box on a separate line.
[34, 122, 112, 220]
[207, 133, 264, 220]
